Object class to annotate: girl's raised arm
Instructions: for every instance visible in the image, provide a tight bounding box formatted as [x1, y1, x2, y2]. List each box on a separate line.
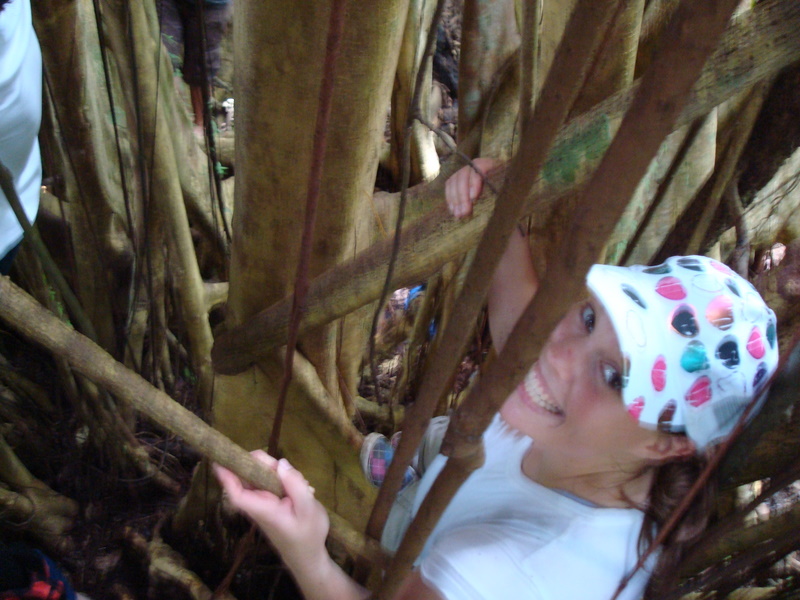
[445, 159, 538, 353]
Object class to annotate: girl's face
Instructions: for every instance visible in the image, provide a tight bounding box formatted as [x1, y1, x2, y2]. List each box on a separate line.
[501, 296, 663, 464]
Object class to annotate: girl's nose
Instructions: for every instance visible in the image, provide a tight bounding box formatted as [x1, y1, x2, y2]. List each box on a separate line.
[543, 334, 577, 380]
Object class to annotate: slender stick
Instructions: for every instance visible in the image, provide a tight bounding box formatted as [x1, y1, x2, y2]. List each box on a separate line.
[518, 0, 541, 130]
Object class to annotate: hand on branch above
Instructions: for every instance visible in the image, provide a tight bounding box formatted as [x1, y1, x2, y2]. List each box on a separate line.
[444, 158, 501, 219]
[445, 157, 538, 352]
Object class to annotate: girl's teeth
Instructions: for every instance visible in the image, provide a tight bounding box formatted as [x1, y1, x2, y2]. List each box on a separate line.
[524, 371, 560, 414]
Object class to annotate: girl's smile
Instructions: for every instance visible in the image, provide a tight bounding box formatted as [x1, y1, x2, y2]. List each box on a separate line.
[517, 365, 564, 418]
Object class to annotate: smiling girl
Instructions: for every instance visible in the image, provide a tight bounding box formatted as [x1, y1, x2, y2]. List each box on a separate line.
[215, 159, 779, 600]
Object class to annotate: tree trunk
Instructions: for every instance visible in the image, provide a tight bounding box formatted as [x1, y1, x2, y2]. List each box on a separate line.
[179, 0, 413, 533]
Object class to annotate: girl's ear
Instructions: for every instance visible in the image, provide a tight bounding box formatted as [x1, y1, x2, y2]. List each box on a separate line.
[642, 433, 696, 463]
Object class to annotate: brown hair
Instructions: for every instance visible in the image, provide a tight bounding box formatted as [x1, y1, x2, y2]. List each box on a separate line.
[639, 455, 717, 598]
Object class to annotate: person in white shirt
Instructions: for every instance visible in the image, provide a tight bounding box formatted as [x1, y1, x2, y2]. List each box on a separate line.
[0, 0, 42, 275]
[214, 159, 779, 600]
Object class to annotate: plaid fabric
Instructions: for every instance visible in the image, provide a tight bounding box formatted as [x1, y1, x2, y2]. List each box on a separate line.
[361, 433, 418, 489]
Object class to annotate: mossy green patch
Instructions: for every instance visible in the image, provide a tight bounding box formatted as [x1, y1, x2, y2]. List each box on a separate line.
[543, 114, 612, 188]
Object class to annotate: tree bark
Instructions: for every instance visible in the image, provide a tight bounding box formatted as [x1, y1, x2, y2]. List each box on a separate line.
[33, 0, 136, 353]
[458, 0, 520, 143]
[386, 0, 441, 185]
[193, 0, 414, 535]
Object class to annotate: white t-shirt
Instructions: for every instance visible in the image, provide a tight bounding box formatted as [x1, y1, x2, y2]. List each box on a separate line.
[413, 416, 652, 600]
[0, 0, 42, 258]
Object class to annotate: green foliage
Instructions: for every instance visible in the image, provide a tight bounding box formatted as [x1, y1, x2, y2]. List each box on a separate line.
[46, 282, 71, 326]
[182, 366, 197, 385]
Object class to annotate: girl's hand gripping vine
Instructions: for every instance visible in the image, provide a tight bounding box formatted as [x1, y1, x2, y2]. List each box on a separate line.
[444, 158, 500, 219]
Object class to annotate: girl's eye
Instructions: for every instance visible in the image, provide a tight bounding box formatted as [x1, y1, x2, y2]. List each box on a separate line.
[581, 304, 596, 333]
[602, 363, 622, 392]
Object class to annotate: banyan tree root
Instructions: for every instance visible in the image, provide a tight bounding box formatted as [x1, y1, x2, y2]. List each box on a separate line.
[0, 434, 78, 554]
[0, 487, 75, 555]
[355, 396, 405, 430]
[125, 528, 238, 600]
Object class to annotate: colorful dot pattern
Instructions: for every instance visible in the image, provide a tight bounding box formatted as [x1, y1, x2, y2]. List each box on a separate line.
[587, 255, 779, 450]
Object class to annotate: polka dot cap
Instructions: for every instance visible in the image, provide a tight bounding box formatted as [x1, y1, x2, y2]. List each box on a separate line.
[587, 255, 779, 451]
